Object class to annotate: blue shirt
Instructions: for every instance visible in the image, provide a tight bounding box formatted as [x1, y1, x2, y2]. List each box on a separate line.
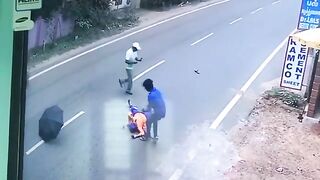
[147, 88, 166, 119]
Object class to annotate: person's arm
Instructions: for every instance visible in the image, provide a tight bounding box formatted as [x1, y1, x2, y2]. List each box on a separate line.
[128, 113, 134, 123]
[135, 51, 142, 61]
[148, 94, 157, 112]
[135, 57, 143, 61]
[143, 94, 153, 112]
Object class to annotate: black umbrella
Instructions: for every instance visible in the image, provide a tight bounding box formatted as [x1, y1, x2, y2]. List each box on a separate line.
[39, 105, 64, 142]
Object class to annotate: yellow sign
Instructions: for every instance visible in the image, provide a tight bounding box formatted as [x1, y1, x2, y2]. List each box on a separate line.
[16, 0, 42, 11]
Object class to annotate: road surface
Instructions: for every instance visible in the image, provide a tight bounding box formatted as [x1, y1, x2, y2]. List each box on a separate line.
[24, 0, 301, 179]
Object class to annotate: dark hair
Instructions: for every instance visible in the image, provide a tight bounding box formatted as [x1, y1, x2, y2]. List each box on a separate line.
[143, 79, 154, 92]
[132, 46, 138, 52]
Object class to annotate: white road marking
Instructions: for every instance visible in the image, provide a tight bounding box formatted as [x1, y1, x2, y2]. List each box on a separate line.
[168, 149, 197, 180]
[209, 29, 297, 130]
[133, 60, 166, 81]
[169, 169, 184, 180]
[25, 140, 45, 156]
[28, 0, 230, 81]
[250, 7, 263, 14]
[190, 33, 214, 46]
[229, 17, 243, 25]
[62, 111, 85, 129]
[168, 29, 296, 179]
[25, 111, 85, 155]
[272, 0, 280, 5]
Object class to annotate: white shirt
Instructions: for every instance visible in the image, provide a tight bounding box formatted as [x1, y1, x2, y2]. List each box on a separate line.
[125, 48, 138, 69]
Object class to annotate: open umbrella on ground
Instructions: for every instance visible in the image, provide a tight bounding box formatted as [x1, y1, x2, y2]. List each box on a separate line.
[292, 28, 320, 49]
[39, 105, 64, 142]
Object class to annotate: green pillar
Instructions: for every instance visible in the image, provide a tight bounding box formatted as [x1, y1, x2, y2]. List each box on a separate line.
[0, 1, 14, 180]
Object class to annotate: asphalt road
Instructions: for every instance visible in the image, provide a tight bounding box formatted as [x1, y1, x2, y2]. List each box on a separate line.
[24, 0, 301, 179]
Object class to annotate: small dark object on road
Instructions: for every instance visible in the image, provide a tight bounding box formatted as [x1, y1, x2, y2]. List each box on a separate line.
[39, 106, 64, 142]
[298, 113, 303, 123]
[128, 99, 132, 107]
[194, 69, 200, 74]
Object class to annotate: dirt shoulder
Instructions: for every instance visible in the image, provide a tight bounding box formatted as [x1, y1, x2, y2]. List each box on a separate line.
[225, 89, 320, 180]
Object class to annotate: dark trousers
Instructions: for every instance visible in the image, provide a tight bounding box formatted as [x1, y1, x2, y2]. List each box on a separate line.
[147, 118, 159, 138]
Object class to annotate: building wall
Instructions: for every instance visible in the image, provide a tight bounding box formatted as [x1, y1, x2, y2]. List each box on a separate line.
[110, 0, 132, 10]
[28, 13, 74, 50]
[28, 0, 139, 50]
[307, 54, 320, 117]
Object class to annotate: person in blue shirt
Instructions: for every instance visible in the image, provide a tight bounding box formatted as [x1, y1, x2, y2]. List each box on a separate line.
[142, 79, 166, 140]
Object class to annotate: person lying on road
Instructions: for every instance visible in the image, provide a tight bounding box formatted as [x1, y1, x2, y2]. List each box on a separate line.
[128, 106, 148, 141]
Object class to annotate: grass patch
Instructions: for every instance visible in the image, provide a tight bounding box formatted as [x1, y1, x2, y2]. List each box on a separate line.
[264, 87, 307, 108]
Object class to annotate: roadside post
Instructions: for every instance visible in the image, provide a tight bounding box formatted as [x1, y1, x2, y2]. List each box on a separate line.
[4, 1, 41, 180]
[281, 0, 320, 99]
[0, 1, 14, 180]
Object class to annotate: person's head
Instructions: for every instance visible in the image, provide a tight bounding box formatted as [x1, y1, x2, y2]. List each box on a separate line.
[132, 42, 141, 52]
[143, 79, 154, 92]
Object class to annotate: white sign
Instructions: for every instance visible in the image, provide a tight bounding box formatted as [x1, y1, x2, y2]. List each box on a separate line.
[13, 10, 34, 31]
[280, 37, 309, 90]
[16, 0, 42, 11]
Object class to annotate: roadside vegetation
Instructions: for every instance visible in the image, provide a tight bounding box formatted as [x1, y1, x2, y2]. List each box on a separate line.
[28, 0, 203, 68]
[28, 0, 139, 67]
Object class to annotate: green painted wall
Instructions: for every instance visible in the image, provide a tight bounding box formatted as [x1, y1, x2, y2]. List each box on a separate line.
[0, 0, 14, 179]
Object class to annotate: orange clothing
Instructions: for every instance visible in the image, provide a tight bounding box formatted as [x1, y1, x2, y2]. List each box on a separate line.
[128, 112, 147, 137]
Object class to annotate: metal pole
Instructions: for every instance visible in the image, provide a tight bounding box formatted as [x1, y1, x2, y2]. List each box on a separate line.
[7, 30, 28, 180]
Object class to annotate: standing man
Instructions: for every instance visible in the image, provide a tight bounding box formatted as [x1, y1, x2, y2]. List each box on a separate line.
[119, 42, 142, 95]
[142, 79, 166, 140]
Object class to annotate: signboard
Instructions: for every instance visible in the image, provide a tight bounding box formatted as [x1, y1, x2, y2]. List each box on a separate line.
[13, 10, 34, 31]
[16, 0, 42, 11]
[281, 37, 309, 90]
[298, 0, 320, 30]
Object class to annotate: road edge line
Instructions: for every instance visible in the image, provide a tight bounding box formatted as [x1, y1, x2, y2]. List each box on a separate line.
[133, 60, 166, 81]
[25, 111, 85, 155]
[209, 29, 296, 129]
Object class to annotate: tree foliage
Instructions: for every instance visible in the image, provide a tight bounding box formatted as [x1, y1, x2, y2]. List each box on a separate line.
[32, 0, 137, 30]
[32, 0, 63, 20]
[66, 0, 138, 30]
[67, 0, 112, 29]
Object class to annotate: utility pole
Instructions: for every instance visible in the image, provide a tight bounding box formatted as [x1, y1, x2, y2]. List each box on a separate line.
[0, 1, 14, 180]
